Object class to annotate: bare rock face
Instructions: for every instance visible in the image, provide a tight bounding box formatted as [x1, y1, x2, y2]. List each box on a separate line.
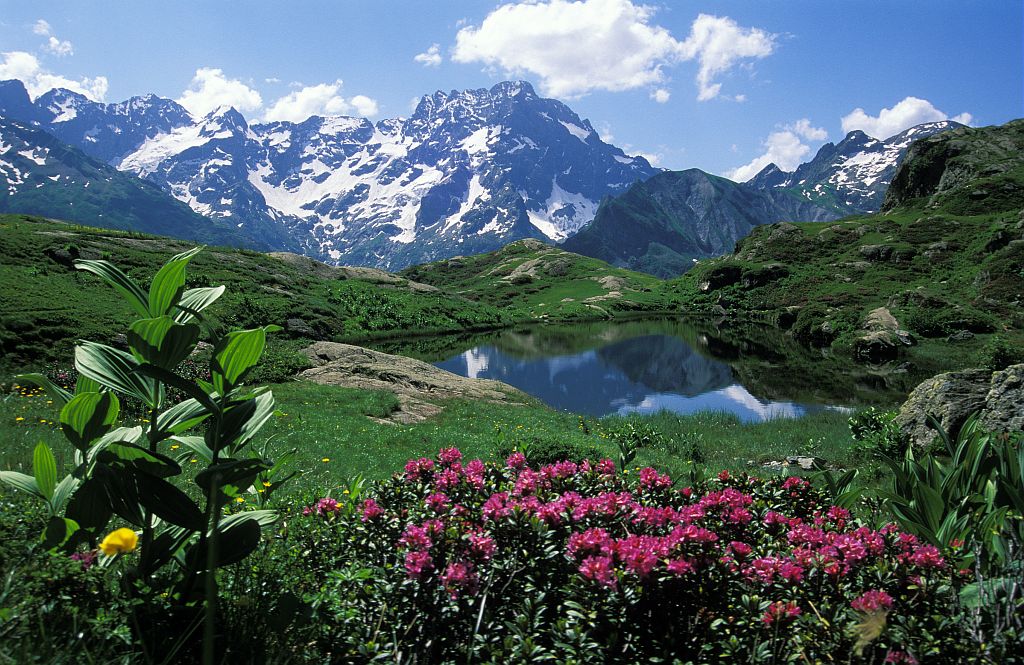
[853, 307, 915, 363]
[980, 364, 1024, 434]
[896, 364, 1024, 446]
[299, 342, 529, 423]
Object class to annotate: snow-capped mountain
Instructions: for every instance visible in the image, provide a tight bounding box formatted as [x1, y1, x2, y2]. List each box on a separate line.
[0, 116, 247, 246]
[0, 79, 658, 269]
[747, 121, 963, 215]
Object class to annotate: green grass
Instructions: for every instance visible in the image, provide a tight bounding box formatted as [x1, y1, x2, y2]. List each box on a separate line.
[0, 378, 860, 498]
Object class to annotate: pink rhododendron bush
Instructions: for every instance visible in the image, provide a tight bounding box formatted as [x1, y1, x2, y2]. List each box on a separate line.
[291, 448, 972, 663]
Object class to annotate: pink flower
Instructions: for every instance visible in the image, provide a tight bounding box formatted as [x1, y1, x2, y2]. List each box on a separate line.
[441, 560, 479, 598]
[361, 498, 384, 521]
[826, 506, 851, 523]
[666, 557, 695, 576]
[404, 551, 434, 579]
[399, 524, 433, 551]
[907, 544, 945, 569]
[579, 555, 616, 588]
[482, 492, 511, 521]
[505, 451, 527, 469]
[70, 550, 97, 570]
[885, 650, 918, 664]
[762, 600, 801, 626]
[468, 533, 497, 562]
[638, 467, 671, 489]
[567, 527, 613, 559]
[312, 497, 340, 517]
[425, 492, 450, 513]
[438, 447, 463, 466]
[717, 470, 731, 482]
[595, 459, 616, 475]
[728, 541, 753, 559]
[404, 457, 435, 482]
[851, 589, 894, 613]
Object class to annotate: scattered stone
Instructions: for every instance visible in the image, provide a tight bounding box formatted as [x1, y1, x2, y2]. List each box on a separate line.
[853, 331, 901, 363]
[946, 330, 975, 342]
[299, 342, 529, 424]
[285, 318, 314, 337]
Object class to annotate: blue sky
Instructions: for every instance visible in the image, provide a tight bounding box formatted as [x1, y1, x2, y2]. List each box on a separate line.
[0, 1, 1020, 176]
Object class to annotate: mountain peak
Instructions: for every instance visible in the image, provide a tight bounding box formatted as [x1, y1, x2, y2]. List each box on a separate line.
[489, 80, 536, 98]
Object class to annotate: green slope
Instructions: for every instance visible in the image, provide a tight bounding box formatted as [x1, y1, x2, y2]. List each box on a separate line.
[663, 120, 1024, 364]
[399, 238, 676, 319]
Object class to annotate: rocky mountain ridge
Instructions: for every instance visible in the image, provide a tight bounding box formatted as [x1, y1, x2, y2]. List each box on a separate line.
[0, 79, 658, 269]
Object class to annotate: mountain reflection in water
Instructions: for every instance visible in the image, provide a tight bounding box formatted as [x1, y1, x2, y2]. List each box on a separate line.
[434, 329, 843, 422]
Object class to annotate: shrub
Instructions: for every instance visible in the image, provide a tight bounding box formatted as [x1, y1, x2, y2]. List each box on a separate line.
[287, 448, 976, 663]
[849, 408, 907, 460]
[977, 335, 1024, 370]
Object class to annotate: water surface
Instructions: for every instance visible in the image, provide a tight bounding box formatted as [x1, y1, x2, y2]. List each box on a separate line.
[379, 319, 922, 422]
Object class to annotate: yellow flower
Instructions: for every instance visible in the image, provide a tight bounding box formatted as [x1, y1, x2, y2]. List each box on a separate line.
[235, 497, 245, 503]
[15, 416, 23, 422]
[170, 444, 180, 450]
[190, 458, 198, 463]
[342, 489, 350, 495]
[99, 528, 138, 556]
[321, 457, 330, 463]
[262, 481, 272, 487]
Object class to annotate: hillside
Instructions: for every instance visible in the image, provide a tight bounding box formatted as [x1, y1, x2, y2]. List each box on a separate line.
[0, 117, 248, 247]
[561, 169, 837, 277]
[667, 119, 1024, 365]
[399, 238, 675, 319]
[0, 216, 675, 372]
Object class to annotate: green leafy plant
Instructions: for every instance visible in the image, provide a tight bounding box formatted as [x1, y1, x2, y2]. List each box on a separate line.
[1, 247, 291, 658]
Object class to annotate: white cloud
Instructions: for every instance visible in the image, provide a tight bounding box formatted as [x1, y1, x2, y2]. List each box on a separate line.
[650, 88, 670, 103]
[725, 118, 827, 182]
[841, 96, 973, 139]
[264, 77, 281, 84]
[414, 44, 443, 67]
[350, 94, 379, 117]
[678, 14, 775, 101]
[790, 118, 827, 141]
[33, 19, 73, 57]
[452, 0, 774, 100]
[176, 67, 262, 117]
[262, 81, 379, 122]
[0, 50, 107, 101]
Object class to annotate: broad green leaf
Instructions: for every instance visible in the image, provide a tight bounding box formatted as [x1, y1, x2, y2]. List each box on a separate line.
[41, 516, 80, 550]
[60, 391, 120, 450]
[156, 399, 211, 440]
[73, 375, 101, 396]
[65, 476, 113, 531]
[195, 459, 270, 495]
[0, 471, 45, 501]
[136, 364, 220, 417]
[75, 342, 160, 407]
[211, 328, 267, 394]
[32, 442, 57, 501]
[174, 285, 226, 324]
[15, 373, 73, 405]
[52, 475, 81, 512]
[98, 443, 182, 478]
[136, 477, 205, 531]
[74, 259, 150, 318]
[127, 316, 200, 369]
[218, 509, 278, 531]
[191, 517, 262, 568]
[170, 436, 213, 463]
[216, 390, 276, 454]
[149, 247, 203, 317]
[143, 526, 193, 573]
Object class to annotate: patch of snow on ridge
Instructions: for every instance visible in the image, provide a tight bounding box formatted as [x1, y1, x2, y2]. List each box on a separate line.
[444, 173, 491, 233]
[538, 178, 598, 239]
[559, 120, 591, 142]
[120, 124, 213, 175]
[18, 148, 47, 165]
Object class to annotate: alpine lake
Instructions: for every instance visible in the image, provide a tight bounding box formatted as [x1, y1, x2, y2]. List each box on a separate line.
[371, 317, 931, 422]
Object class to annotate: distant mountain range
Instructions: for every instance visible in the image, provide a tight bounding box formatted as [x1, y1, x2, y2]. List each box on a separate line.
[0, 116, 245, 246]
[0, 77, 961, 272]
[0, 79, 657, 269]
[565, 121, 962, 276]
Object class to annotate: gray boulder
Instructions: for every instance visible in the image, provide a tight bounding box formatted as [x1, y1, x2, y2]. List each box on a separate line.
[896, 364, 1024, 446]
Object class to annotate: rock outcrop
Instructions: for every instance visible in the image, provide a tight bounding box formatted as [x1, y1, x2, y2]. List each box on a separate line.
[853, 307, 915, 363]
[895, 363, 1024, 446]
[299, 342, 529, 423]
